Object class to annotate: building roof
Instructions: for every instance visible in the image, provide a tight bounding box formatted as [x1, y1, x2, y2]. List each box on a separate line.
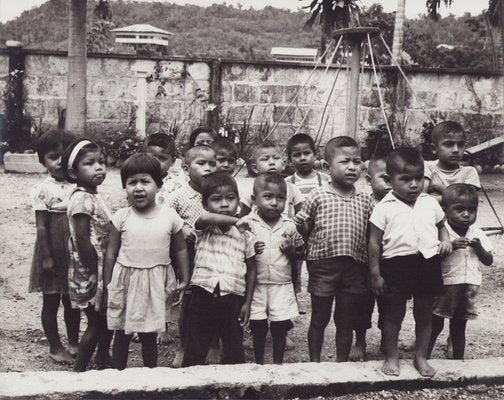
[270, 47, 318, 57]
[112, 24, 173, 36]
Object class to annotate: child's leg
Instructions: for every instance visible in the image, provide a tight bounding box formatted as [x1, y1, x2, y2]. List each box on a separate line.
[112, 330, 133, 370]
[205, 333, 221, 365]
[334, 292, 360, 362]
[350, 292, 375, 361]
[173, 293, 190, 368]
[381, 295, 407, 376]
[308, 294, 333, 362]
[217, 294, 245, 365]
[270, 320, 293, 364]
[449, 319, 467, 360]
[61, 294, 80, 356]
[41, 293, 72, 362]
[73, 306, 103, 372]
[412, 295, 436, 377]
[249, 319, 268, 364]
[427, 314, 444, 358]
[95, 324, 113, 369]
[139, 332, 158, 367]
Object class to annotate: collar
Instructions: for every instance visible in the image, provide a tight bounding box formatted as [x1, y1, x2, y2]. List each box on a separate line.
[248, 210, 284, 232]
[323, 181, 361, 197]
[380, 191, 429, 204]
[182, 183, 201, 199]
[445, 221, 477, 239]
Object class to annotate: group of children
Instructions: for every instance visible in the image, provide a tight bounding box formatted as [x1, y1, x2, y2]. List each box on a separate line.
[29, 121, 493, 377]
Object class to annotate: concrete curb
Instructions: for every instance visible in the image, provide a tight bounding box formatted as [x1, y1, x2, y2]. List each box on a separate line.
[1, 358, 504, 399]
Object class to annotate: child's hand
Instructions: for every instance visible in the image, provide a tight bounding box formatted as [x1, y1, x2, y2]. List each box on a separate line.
[468, 238, 482, 249]
[292, 214, 304, 226]
[452, 237, 470, 250]
[254, 241, 265, 255]
[371, 274, 386, 296]
[182, 226, 196, 244]
[235, 218, 251, 233]
[438, 240, 453, 257]
[238, 303, 250, 327]
[280, 238, 296, 258]
[41, 256, 56, 275]
[171, 281, 188, 306]
[430, 179, 446, 195]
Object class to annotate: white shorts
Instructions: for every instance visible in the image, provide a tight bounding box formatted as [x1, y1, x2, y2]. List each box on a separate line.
[250, 283, 299, 322]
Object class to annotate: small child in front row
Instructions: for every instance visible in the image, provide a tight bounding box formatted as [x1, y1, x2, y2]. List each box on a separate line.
[213, 137, 239, 175]
[368, 148, 452, 377]
[246, 172, 305, 364]
[294, 136, 373, 363]
[29, 130, 80, 364]
[428, 184, 493, 360]
[104, 153, 190, 370]
[62, 138, 114, 372]
[182, 172, 257, 367]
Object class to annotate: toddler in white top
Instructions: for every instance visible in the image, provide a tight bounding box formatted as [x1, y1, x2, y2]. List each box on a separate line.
[104, 153, 190, 370]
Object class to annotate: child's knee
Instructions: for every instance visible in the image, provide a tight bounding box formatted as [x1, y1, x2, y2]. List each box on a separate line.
[270, 320, 294, 338]
[250, 319, 268, 337]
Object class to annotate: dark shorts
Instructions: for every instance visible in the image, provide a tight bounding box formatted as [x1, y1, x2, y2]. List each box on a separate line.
[381, 254, 444, 299]
[307, 256, 367, 297]
[353, 291, 384, 331]
[433, 284, 479, 320]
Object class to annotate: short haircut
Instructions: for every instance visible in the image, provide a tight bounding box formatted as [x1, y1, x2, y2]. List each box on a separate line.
[145, 133, 176, 158]
[431, 121, 465, 144]
[286, 134, 316, 159]
[189, 126, 218, 148]
[253, 172, 287, 196]
[212, 137, 238, 160]
[36, 130, 75, 164]
[442, 183, 478, 208]
[386, 147, 424, 176]
[120, 153, 163, 188]
[61, 138, 100, 183]
[367, 156, 387, 176]
[201, 171, 239, 206]
[251, 139, 280, 161]
[183, 145, 215, 166]
[324, 136, 359, 163]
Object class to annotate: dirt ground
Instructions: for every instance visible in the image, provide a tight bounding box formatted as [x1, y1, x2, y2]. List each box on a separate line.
[0, 168, 503, 397]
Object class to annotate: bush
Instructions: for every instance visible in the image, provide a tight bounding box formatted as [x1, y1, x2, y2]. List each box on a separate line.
[94, 129, 144, 167]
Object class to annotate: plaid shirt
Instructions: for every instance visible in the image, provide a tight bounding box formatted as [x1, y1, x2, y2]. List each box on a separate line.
[166, 184, 204, 228]
[191, 226, 255, 296]
[296, 182, 372, 263]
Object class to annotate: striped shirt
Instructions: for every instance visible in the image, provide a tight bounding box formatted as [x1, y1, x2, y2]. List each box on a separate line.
[285, 171, 330, 200]
[191, 226, 255, 296]
[295, 182, 372, 263]
[166, 184, 204, 228]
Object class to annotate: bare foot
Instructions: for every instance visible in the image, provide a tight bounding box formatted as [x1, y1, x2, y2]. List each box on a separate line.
[381, 357, 400, 376]
[349, 343, 366, 361]
[93, 354, 112, 370]
[67, 344, 79, 358]
[445, 336, 453, 359]
[398, 338, 416, 352]
[414, 357, 436, 377]
[171, 348, 184, 368]
[49, 348, 74, 364]
[285, 334, 295, 351]
[157, 331, 173, 345]
[205, 347, 221, 365]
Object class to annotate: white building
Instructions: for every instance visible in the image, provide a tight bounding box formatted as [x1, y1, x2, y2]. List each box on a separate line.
[112, 24, 173, 48]
[270, 47, 318, 63]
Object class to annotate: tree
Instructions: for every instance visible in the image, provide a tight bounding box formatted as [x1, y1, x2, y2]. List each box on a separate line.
[391, 0, 406, 62]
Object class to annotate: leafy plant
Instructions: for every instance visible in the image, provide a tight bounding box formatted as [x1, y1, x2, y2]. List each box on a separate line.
[94, 129, 144, 166]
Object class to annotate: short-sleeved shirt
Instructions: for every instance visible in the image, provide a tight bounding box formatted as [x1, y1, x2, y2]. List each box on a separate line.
[156, 172, 184, 205]
[441, 223, 492, 286]
[246, 211, 304, 285]
[190, 226, 255, 296]
[369, 191, 445, 260]
[166, 184, 204, 228]
[425, 163, 480, 189]
[295, 183, 372, 263]
[241, 180, 303, 218]
[285, 172, 330, 200]
[30, 176, 74, 213]
[112, 206, 183, 269]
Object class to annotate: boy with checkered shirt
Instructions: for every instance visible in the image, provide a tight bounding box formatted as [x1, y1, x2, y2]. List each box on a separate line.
[294, 136, 373, 363]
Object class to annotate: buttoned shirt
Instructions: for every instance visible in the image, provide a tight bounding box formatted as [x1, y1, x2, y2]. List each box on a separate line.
[166, 184, 204, 228]
[246, 211, 304, 284]
[295, 183, 372, 263]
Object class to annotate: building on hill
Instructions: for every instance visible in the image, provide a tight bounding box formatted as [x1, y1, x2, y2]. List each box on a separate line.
[112, 24, 172, 52]
[270, 47, 318, 63]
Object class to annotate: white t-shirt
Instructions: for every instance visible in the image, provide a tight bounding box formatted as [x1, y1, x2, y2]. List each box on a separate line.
[369, 192, 446, 259]
[424, 163, 480, 189]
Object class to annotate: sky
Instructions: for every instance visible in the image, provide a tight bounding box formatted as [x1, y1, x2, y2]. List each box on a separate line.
[0, 0, 488, 24]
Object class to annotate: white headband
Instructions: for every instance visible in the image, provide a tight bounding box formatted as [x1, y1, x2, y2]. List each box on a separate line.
[68, 140, 92, 172]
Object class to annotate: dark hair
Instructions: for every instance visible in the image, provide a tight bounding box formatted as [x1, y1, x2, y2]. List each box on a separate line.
[36, 130, 75, 165]
[367, 156, 387, 176]
[386, 147, 424, 176]
[212, 137, 238, 160]
[431, 121, 465, 144]
[189, 126, 218, 148]
[61, 138, 100, 183]
[442, 183, 478, 208]
[120, 153, 163, 188]
[201, 171, 239, 206]
[324, 136, 359, 163]
[183, 145, 215, 166]
[251, 139, 279, 161]
[253, 172, 287, 196]
[145, 133, 176, 158]
[286, 134, 315, 159]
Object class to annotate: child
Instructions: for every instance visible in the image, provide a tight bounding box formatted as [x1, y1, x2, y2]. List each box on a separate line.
[212, 137, 239, 174]
[28, 130, 80, 364]
[246, 172, 304, 364]
[428, 184, 493, 360]
[182, 172, 257, 367]
[62, 138, 114, 372]
[104, 154, 190, 370]
[188, 126, 218, 148]
[294, 136, 373, 363]
[424, 121, 480, 203]
[350, 156, 391, 361]
[368, 148, 452, 377]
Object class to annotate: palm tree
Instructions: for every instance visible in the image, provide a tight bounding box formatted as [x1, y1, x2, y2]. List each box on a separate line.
[391, 0, 406, 62]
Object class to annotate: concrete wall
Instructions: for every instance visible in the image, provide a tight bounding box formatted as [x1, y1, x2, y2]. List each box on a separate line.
[0, 49, 502, 147]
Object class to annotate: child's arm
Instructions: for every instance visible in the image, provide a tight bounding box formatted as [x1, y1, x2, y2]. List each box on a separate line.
[239, 203, 252, 217]
[35, 211, 56, 275]
[103, 224, 121, 287]
[368, 223, 386, 296]
[239, 256, 257, 327]
[73, 214, 99, 289]
[469, 238, 493, 266]
[170, 230, 191, 305]
[437, 222, 453, 257]
[195, 213, 250, 232]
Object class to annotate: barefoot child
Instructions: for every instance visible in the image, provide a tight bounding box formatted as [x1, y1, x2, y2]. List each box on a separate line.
[247, 172, 304, 364]
[368, 148, 452, 377]
[104, 154, 190, 369]
[29, 130, 80, 363]
[428, 184, 493, 360]
[183, 172, 257, 366]
[294, 136, 373, 363]
[62, 138, 114, 372]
